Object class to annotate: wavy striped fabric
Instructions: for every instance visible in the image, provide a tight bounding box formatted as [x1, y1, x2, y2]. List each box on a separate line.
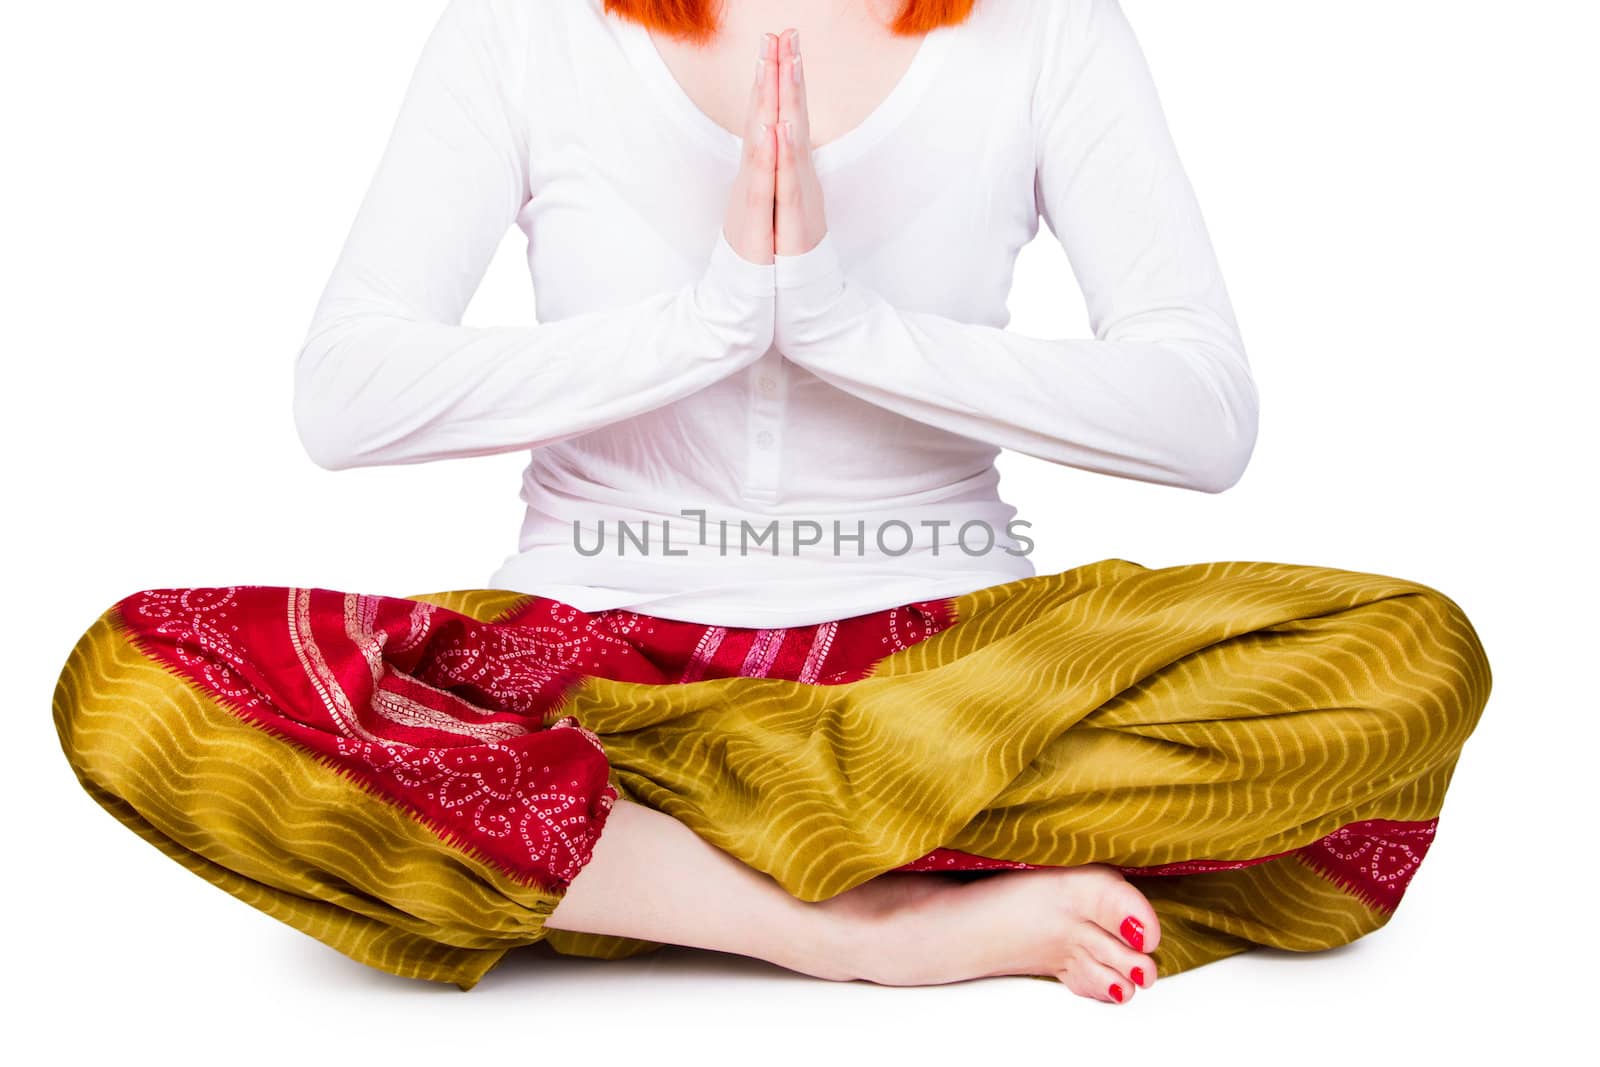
[50, 557, 1492, 990]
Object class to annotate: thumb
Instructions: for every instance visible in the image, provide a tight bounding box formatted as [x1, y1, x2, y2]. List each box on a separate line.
[750, 122, 777, 257]
[774, 119, 803, 256]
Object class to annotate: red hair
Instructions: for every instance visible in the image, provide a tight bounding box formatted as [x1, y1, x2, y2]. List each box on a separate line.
[603, 0, 978, 43]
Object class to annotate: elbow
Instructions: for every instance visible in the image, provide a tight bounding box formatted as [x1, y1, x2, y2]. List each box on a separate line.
[1191, 408, 1257, 493]
[1188, 352, 1260, 494]
[293, 345, 358, 472]
[296, 424, 355, 473]
[293, 394, 353, 472]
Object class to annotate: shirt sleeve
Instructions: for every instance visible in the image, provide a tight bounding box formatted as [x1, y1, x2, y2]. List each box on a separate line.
[293, 0, 775, 471]
[771, 0, 1258, 493]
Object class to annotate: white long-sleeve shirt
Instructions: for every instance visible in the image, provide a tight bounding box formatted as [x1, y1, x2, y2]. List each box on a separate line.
[293, 0, 1258, 627]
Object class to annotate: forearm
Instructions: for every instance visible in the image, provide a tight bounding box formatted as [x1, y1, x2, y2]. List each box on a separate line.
[774, 233, 1258, 492]
[295, 231, 775, 470]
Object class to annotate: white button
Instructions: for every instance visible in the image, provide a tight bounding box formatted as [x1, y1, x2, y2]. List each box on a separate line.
[758, 375, 778, 394]
[755, 430, 775, 449]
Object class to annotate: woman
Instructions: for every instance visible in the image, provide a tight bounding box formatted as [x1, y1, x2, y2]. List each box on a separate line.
[50, 0, 1492, 1005]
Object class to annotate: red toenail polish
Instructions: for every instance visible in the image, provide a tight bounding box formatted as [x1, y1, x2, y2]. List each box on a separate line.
[1109, 984, 1124, 1003]
[1120, 916, 1145, 951]
[1131, 967, 1146, 987]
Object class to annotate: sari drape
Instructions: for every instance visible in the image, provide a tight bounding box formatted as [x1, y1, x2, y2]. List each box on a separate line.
[51, 557, 1492, 990]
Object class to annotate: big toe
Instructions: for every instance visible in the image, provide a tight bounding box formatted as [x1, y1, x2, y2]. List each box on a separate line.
[1095, 879, 1160, 955]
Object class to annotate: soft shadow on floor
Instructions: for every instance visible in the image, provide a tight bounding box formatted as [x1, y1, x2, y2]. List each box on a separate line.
[488, 940, 846, 989]
[287, 926, 1373, 997]
[1248, 940, 1366, 967]
[287, 935, 838, 995]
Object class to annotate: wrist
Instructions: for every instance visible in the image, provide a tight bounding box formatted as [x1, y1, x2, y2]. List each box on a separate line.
[774, 231, 853, 351]
[708, 228, 778, 299]
[695, 229, 777, 358]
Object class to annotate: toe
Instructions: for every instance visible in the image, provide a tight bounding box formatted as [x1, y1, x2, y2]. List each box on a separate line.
[1057, 949, 1136, 1004]
[1077, 919, 1158, 989]
[1094, 878, 1161, 955]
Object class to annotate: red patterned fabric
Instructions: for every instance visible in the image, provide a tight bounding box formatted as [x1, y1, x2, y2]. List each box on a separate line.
[109, 583, 1433, 913]
[1293, 818, 1439, 912]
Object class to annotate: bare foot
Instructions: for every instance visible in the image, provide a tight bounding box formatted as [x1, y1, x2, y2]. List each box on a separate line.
[820, 864, 1161, 1004]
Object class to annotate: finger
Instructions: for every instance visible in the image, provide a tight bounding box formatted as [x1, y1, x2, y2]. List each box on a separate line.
[774, 114, 803, 256]
[776, 28, 811, 149]
[739, 120, 776, 261]
[725, 37, 776, 264]
[752, 119, 777, 204]
[744, 33, 778, 143]
[759, 32, 779, 127]
[752, 35, 779, 259]
[773, 27, 807, 254]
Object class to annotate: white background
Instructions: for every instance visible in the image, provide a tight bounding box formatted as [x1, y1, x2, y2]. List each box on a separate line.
[6, 0, 1596, 1060]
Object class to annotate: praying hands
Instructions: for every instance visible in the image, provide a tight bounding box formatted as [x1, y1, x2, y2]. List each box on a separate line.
[722, 28, 830, 265]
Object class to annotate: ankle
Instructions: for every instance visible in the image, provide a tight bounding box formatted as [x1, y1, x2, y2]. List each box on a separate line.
[788, 895, 882, 982]
[810, 874, 958, 985]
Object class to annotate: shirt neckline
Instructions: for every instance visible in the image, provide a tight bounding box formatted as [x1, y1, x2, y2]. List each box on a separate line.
[616, 13, 956, 176]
